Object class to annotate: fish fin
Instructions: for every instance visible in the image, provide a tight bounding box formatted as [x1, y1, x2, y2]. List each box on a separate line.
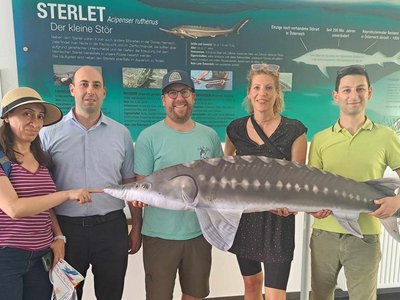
[195, 208, 242, 251]
[317, 65, 329, 77]
[333, 212, 363, 238]
[381, 217, 400, 242]
[232, 18, 250, 34]
[372, 51, 385, 58]
[365, 178, 400, 196]
[183, 32, 197, 39]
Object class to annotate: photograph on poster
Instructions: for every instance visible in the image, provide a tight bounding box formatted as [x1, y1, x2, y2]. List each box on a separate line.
[280, 73, 293, 92]
[53, 64, 102, 86]
[122, 68, 167, 89]
[191, 70, 233, 91]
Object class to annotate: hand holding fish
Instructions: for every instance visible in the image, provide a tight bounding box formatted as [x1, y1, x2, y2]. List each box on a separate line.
[369, 195, 400, 219]
[309, 209, 332, 219]
[128, 200, 148, 207]
[270, 207, 297, 217]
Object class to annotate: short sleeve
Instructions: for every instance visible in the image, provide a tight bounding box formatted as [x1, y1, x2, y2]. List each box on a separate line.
[121, 128, 135, 180]
[134, 130, 155, 176]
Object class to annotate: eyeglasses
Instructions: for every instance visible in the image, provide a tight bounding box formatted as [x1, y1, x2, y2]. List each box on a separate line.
[164, 89, 192, 99]
[336, 65, 366, 77]
[251, 64, 280, 73]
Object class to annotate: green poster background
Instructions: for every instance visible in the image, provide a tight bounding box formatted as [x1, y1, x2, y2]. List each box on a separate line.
[12, 0, 400, 140]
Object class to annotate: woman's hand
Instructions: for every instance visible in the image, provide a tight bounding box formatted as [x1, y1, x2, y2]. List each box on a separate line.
[67, 189, 102, 204]
[50, 239, 65, 269]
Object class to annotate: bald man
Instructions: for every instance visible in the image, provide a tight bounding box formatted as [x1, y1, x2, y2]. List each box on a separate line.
[41, 66, 142, 300]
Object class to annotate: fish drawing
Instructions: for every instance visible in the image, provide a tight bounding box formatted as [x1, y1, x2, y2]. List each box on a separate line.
[192, 77, 230, 89]
[293, 48, 400, 77]
[104, 155, 400, 251]
[159, 18, 250, 39]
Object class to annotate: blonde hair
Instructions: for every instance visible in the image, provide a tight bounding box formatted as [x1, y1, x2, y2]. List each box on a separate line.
[242, 68, 284, 114]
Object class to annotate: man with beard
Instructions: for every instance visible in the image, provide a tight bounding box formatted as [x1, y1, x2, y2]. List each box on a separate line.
[133, 70, 223, 300]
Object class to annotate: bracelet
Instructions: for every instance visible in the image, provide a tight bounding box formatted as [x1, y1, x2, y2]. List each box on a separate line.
[54, 235, 67, 243]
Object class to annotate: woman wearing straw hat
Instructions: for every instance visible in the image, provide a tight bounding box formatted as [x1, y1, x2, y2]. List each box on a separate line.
[0, 87, 96, 300]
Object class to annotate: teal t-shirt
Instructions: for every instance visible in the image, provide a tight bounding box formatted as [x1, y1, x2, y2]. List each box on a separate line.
[134, 120, 223, 240]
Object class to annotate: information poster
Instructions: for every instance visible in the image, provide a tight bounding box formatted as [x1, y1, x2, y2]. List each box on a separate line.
[12, 0, 400, 139]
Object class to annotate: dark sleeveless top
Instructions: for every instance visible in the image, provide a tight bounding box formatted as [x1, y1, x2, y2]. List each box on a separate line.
[226, 115, 307, 262]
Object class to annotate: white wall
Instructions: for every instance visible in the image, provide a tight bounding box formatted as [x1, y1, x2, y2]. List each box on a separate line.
[0, 0, 308, 298]
[82, 216, 307, 299]
[0, 0, 18, 95]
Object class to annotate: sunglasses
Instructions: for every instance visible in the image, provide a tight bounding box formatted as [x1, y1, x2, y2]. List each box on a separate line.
[251, 64, 280, 73]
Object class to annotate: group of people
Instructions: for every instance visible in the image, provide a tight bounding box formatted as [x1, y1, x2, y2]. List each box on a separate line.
[0, 64, 399, 300]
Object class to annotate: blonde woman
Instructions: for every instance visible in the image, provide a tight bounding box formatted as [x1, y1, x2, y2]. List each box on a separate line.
[225, 64, 307, 300]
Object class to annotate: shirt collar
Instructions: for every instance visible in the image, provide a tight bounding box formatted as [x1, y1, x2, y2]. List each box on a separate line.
[66, 109, 109, 127]
[332, 116, 374, 133]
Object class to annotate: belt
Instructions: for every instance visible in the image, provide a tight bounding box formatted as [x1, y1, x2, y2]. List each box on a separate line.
[57, 210, 125, 227]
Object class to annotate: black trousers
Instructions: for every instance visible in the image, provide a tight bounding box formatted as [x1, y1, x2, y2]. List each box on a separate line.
[57, 210, 129, 300]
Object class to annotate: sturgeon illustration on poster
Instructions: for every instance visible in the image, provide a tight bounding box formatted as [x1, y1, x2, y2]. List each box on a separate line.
[12, 0, 400, 139]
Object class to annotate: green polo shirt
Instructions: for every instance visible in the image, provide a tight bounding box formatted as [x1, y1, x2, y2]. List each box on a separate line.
[309, 118, 400, 234]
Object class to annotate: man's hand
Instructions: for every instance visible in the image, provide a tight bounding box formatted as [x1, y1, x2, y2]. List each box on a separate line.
[128, 226, 142, 254]
[309, 209, 332, 219]
[129, 200, 147, 207]
[369, 196, 400, 219]
[270, 207, 297, 217]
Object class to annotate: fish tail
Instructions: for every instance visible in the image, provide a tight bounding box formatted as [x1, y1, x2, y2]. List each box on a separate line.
[233, 18, 250, 34]
[392, 51, 400, 65]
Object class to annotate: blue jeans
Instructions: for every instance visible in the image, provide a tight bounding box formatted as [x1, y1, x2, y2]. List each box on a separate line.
[0, 247, 53, 300]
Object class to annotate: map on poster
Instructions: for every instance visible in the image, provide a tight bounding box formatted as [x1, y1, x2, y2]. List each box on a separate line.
[11, 0, 400, 139]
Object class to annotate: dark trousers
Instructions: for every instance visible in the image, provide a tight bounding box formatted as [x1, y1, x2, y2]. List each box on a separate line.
[0, 247, 52, 300]
[58, 210, 129, 300]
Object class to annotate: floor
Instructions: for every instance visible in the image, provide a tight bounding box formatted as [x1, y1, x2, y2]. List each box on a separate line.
[207, 289, 400, 299]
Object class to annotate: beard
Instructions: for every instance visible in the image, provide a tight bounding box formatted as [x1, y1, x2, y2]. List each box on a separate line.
[166, 101, 193, 123]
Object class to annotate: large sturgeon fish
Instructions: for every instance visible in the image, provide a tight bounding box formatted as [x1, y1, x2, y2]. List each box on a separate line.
[104, 155, 400, 251]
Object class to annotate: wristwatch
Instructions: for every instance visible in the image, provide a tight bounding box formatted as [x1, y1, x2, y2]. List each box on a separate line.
[54, 235, 67, 243]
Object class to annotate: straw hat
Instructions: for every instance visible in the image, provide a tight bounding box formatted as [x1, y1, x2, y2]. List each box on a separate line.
[1, 87, 63, 126]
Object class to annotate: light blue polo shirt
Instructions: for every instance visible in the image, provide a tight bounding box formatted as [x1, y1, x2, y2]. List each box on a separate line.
[40, 109, 135, 217]
[134, 120, 223, 240]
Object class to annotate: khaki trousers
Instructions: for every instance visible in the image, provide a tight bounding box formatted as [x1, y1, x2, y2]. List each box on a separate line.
[310, 229, 381, 300]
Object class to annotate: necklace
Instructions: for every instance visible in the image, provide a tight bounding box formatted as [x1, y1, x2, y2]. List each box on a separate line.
[254, 114, 276, 125]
